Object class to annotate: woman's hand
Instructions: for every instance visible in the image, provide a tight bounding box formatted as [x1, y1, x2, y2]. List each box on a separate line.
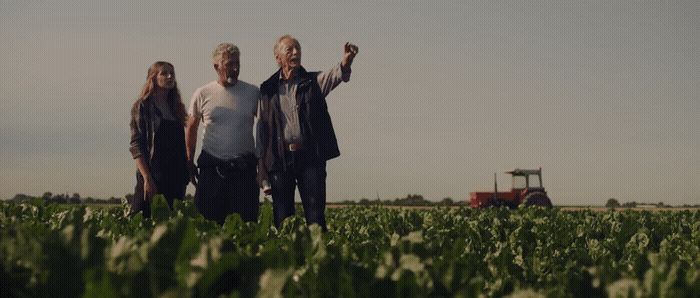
[144, 177, 158, 201]
[135, 157, 157, 201]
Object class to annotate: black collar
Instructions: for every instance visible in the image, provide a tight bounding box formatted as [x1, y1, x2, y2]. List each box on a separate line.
[262, 66, 314, 94]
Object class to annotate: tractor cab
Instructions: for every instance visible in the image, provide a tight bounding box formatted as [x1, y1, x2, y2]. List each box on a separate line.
[507, 168, 545, 197]
[469, 167, 553, 208]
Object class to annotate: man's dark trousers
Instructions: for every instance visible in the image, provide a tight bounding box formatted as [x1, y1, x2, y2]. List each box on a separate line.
[270, 149, 327, 230]
[195, 151, 259, 225]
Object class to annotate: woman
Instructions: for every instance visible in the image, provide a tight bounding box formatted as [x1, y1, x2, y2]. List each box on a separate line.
[129, 61, 189, 217]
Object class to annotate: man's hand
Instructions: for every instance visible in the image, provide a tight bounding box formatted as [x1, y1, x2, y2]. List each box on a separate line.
[341, 42, 359, 70]
[187, 160, 198, 187]
[262, 180, 272, 196]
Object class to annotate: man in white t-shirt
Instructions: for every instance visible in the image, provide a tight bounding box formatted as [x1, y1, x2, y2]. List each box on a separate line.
[186, 43, 260, 224]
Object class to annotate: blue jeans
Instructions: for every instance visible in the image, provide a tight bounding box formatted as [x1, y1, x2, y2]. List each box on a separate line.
[270, 150, 327, 230]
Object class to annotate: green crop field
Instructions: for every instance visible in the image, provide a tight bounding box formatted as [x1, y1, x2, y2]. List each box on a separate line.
[1, 197, 699, 297]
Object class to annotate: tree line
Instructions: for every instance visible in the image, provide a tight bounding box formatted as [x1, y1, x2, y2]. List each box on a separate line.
[8, 193, 698, 208]
[8, 192, 194, 205]
[7, 192, 456, 206]
[604, 198, 699, 208]
[331, 194, 463, 206]
[9, 192, 124, 205]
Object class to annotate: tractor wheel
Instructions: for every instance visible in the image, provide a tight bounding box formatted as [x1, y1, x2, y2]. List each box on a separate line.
[482, 199, 495, 208]
[522, 192, 553, 208]
[484, 199, 517, 209]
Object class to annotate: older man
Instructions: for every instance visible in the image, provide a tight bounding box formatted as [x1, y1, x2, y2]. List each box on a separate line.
[186, 43, 260, 224]
[257, 35, 359, 229]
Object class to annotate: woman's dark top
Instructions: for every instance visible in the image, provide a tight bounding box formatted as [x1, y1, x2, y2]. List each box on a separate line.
[131, 115, 188, 216]
[151, 119, 188, 186]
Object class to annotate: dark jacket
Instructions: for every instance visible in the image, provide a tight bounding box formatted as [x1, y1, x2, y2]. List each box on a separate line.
[256, 67, 340, 184]
[129, 99, 162, 164]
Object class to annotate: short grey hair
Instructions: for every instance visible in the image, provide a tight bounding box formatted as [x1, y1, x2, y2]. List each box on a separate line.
[212, 43, 240, 64]
[273, 35, 300, 57]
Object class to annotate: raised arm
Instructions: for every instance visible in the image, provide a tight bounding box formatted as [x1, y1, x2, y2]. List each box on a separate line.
[316, 42, 359, 97]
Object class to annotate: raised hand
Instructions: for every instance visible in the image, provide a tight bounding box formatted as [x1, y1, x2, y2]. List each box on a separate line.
[342, 42, 359, 69]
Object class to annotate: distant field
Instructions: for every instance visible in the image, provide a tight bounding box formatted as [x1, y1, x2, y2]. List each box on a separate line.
[559, 206, 700, 212]
[55, 203, 700, 212]
[327, 204, 700, 211]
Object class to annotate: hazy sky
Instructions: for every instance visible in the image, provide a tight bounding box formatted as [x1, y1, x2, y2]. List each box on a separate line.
[0, 0, 697, 205]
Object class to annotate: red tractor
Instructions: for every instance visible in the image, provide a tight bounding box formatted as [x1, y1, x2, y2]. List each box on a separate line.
[470, 168, 553, 208]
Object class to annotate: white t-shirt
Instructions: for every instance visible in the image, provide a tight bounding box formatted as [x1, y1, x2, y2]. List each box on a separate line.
[188, 80, 259, 160]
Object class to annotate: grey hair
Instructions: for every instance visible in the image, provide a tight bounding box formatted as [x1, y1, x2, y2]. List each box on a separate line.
[273, 35, 300, 67]
[273, 35, 300, 56]
[212, 43, 240, 64]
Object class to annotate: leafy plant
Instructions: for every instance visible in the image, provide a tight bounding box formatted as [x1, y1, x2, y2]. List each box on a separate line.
[1, 200, 699, 297]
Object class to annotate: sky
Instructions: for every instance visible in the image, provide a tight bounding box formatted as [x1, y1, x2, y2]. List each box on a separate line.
[0, 0, 697, 205]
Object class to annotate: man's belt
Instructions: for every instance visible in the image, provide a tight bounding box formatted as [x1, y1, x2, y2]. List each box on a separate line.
[212, 155, 256, 178]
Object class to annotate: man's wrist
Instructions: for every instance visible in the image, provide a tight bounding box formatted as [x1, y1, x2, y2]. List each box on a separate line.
[340, 62, 351, 74]
[340, 62, 352, 82]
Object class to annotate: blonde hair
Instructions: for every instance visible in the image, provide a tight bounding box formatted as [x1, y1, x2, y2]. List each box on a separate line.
[133, 61, 187, 125]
